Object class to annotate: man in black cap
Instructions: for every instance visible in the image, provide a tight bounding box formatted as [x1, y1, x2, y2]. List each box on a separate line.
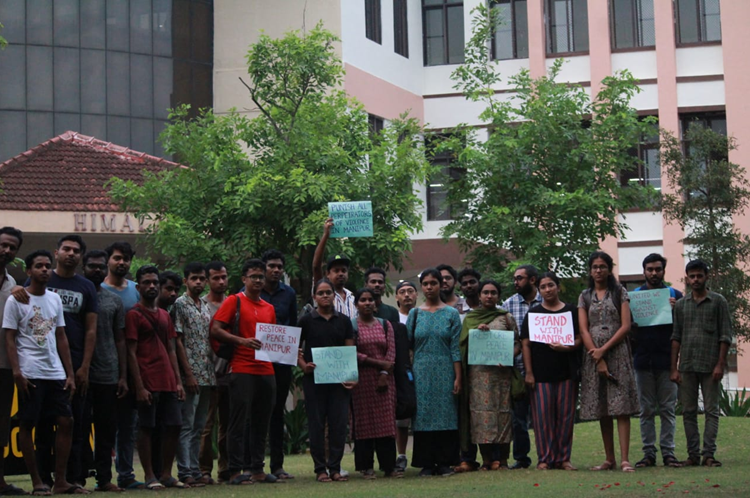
[312, 218, 356, 318]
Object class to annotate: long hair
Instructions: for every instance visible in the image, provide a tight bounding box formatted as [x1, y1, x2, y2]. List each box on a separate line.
[586, 251, 620, 293]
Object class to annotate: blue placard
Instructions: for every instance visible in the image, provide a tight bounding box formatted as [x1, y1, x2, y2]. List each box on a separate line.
[311, 346, 359, 384]
[468, 329, 515, 366]
[328, 201, 373, 238]
[630, 288, 673, 326]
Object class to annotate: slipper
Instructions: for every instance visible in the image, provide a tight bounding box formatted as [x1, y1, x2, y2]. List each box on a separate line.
[621, 461, 636, 472]
[54, 485, 90, 495]
[316, 473, 332, 483]
[1, 484, 28, 496]
[682, 456, 701, 467]
[536, 463, 549, 470]
[198, 474, 215, 485]
[119, 481, 145, 491]
[560, 461, 578, 471]
[94, 483, 122, 493]
[158, 477, 188, 489]
[330, 473, 348, 482]
[227, 475, 252, 486]
[250, 473, 278, 484]
[272, 469, 294, 480]
[635, 456, 656, 468]
[590, 460, 616, 471]
[144, 480, 163, 491]
[180, 477, 204, 488]
[702, 456, 723, 467]
[32, 488, 51, 497]
[663, 455, 682, 468]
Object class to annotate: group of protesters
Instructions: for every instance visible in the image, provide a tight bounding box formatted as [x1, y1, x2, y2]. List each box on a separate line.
[0, 219, 732, 493]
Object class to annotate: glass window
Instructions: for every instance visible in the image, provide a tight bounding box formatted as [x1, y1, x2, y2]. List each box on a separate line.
[153, 0, 172, 56]
[191, 1, 213, 63]
[423, 1, 464, 66]
[27, 0, 53, 45]
[131, 118, 154, 155]
[446, 6, 465, 64]
[27, 46, 53, 111]
[366, 0, 382, 44]
[426, 135, 465, 220]
[130, 0, 153, 54]
[81, 0, 106, 49]
[54, 48, 80, 112]
[27, 112, 54, 148]
[106, 0, 130, 52]
[394, 0, 409, 57]
[620, 119, 660, 190]
[172, 60, 192, 109]
[546, 0, 589, 54]
[107, 116, 130, 146]
[172, 0, 190, 59]
[0, 111, 27, 161]
[54, 0, 79, 47]
[153, 56, 173, 119]
[81, 113, 107, 139]
[424, 8, 445, 65]
[0, 45, 26, 110]
[611, 0, 655, 49]
[130, 54, 154, 118]
[54, 112, 81, 136]
[0, 0, 26, 44]
[107, 51, 130, 116]
[192, 64, 213, 112]
[81, 49, 106, 114]
[677, 0, 721, 44]
[154, 119, 168, 156]
[492, 0, 528, 60]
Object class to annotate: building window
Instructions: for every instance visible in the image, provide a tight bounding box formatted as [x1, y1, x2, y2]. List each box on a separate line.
[621, 122, 661, 190]
[681, 112, 727, 156]
[676, 0, 721, 45]
[492, 0, 529, 60]
[423, 0, 465, 66]
[368, 114, 385, 136]
[365, 0, 382, 44]
[426, 135, 465, 221]
[394, 0, 409, 57]
[610, 0, 655, 49]
[545, 0, 589, 54]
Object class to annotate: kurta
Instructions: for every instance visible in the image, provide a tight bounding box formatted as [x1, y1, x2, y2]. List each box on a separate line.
[352, 318, 396, 440]
[407, 306, 462, 432]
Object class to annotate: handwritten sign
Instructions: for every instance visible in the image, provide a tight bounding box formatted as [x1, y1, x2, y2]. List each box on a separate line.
[328, 201, 373, 238]
[311, 346, 359, 384]
[468, 329, 515, 366]
[629, 288, 673, 326]
[254, 323, 302, 366]
[527, 311, 575, 346]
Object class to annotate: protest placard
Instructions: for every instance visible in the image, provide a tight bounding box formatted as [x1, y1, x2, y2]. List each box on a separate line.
[312, 346, 359, 384]
[328, 201, 373, 238]
[468, 329, 515, 366]
[254, 323, 302, 366]
[629, 288, 673, 326]
[527, 311, 575, 346]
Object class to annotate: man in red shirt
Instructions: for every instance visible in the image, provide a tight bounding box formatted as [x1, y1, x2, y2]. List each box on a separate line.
[210, 259, 277, 485]
[126, 266, 185, 490]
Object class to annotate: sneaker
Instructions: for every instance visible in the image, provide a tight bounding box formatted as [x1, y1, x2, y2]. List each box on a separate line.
[418, 467, 435, 477]
[395, 455, 408, 472]
[437, 465, 455, 477]
[339, 469, 350, 478]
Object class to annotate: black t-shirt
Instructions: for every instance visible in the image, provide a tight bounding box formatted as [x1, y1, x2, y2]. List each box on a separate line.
[298, 310, 354, 363]
[520, 303, 579, 383]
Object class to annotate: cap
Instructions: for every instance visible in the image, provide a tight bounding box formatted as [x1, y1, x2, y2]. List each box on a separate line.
[326, 254, 351, 268]
[395, 281, 417, 292]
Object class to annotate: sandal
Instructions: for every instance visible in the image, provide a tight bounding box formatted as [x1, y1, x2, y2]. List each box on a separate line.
[94, 483, 122, 493]
[536, 463, 549, 470]
[621, 461, 636, 472]
[560, 461, 578, 471]
[330, 473, 348, 482]
[198, 474, 215, 485]
[453, 461, 477, 473]
[227, 474, 253, 486]
[635, 455, 656, 468]
[590, 460, 616, 471]
[384, 470, 404, 478]
[361, 469, 376, 480]
[181, 477, 204, 488]
[144, 480, 163, 491]
[702, 456, 723, 467]
[158, 477, 188, 489]
[32, 488, 51, 497]
[119, 481, 144, 491]
[54, 485, 91, 495]
[664, 455, 682, 468]
[682, 455, 701, 467]
[316, 473, 332, 483]
[272, 469, 294, 480]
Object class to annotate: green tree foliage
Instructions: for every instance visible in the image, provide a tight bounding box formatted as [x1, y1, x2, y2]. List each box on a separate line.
[660, 124, 750, 340]
[109, 24, 430, 296]
[439, 5, 656, 277]
[0, 22, 7, 49]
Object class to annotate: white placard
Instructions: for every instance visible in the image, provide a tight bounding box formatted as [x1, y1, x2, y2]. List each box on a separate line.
[254, 323, 302, 366]
[527, 311, 575, 346]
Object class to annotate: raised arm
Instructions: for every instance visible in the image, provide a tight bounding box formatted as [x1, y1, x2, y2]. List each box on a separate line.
[312, 218, 334, 283]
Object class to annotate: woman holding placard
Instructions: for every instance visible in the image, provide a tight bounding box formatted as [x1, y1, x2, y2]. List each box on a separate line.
[459, 280, 519, 471]
[521, 272, 581, 471]
[406, 268, 462, 477]
[297, 279, 356, 483]
[350, 288, 400, 479]
[577, 251, 639, 473]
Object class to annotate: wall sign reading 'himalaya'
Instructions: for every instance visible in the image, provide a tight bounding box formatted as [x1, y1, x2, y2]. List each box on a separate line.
[328, 201, 373, 238]
[72, 213, 148, 233]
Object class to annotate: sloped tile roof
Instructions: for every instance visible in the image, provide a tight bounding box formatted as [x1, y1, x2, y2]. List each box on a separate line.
[0, 131, 182, 212]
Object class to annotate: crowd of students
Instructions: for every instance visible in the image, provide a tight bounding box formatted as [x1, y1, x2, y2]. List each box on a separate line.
[0, 220, 733, 493]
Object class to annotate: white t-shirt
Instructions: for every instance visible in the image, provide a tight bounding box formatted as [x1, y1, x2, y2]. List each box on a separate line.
[2, 290, 66, 380]
[399, 312, 409, 325]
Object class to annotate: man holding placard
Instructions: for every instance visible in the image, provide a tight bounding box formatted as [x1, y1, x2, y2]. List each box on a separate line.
[312, 219, 357, 318]
[630, 254, 683, 469]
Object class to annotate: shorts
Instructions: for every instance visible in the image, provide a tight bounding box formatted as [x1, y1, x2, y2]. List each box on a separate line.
[17, 379, 72, 425]
[0, 369, 14, 446]
[396, 418, 411, 429]
[137, 391, 182, 429]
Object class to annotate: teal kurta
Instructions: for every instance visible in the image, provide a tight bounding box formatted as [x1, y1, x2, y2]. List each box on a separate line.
[407, 306, 462, 432]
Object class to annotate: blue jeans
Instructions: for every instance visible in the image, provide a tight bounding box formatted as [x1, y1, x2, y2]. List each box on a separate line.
[177, 386, 213, 480]
[635, 368, 677, 460]
[511, 395, 531, 466]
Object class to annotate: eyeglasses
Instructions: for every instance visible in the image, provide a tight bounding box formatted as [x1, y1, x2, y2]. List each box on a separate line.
[591, 265, 609, 272]
[244, 274, 265, 281]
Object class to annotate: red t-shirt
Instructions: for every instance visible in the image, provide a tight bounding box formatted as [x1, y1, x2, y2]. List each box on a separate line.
[125, 304, 178, 392]
[213, 293, 276, 376]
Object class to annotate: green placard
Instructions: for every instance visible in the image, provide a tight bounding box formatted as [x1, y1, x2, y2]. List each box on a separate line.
[328, 201, 373, 238]
[468, 329, 515, 366]
[630, 288, 673, 326]
[311, 346, 359, 384]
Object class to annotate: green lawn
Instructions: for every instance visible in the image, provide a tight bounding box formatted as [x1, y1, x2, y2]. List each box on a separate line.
[6, 417, 749, 497]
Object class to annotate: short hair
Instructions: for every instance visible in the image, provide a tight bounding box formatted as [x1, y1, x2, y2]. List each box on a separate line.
[135, 265, 159, 283]
[25, 250, 53, 269]
[57, 234, 86, 254]
[685, 259, 709, 275]
[642, 253, 667, 270]
[159, 270, 182, 288]
[261, 249, 286, 265]
[516, 264, 539, 282]
[183, 262, 206, 278]
[364, 267, 386, 282]
[105, 241, 135, 260]
[0, 227, 23, 248]
[435, 264, 457, 281]
[205, 261, 226, 274]
[241, 258, 266, 276]
[478, 279, 502, 295]
[83, 250, 109, 266]
[538, 271, 561, 287]
[354, 287, 377, 303]
[419, 268, 443, 284]
[458, 268, 482, 283]
[313, 278, 334, 294]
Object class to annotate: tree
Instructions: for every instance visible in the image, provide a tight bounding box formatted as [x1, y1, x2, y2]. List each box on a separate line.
[0, 22, 7, 50]
[109, 24, 430, 297]
[439, 5, 656, 277]
[660, 123, 750, 340]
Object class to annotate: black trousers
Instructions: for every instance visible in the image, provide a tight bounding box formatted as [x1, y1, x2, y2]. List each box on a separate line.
[228, 373, 275, 475]
[302, 376, 350, 475]
[412, 430, 460, 469]
[268, 364, 292, 473]
[354, 437, 396, 472]
[89, 383, 118, 486]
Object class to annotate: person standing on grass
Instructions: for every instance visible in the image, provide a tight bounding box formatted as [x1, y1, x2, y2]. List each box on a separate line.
[0, 227, 24, 496]
[172, 263, 215, 487]
[4, 250, 81, 495]
[671, 259, 732, 468]
[521, 272, 581, 471]
[82, 250, 129, 492]
[297, 279, 356, 483]
[126, 266, 186, 490]
[578, 251, 639, 473]
[632, 253, 683, 469]
[394, 280, 417, 472]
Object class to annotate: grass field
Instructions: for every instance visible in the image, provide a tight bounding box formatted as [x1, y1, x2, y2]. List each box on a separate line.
[6, 417, 749, 497]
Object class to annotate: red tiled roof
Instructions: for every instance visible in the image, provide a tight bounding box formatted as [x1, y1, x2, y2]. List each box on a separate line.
[0, 131, 183, 212]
